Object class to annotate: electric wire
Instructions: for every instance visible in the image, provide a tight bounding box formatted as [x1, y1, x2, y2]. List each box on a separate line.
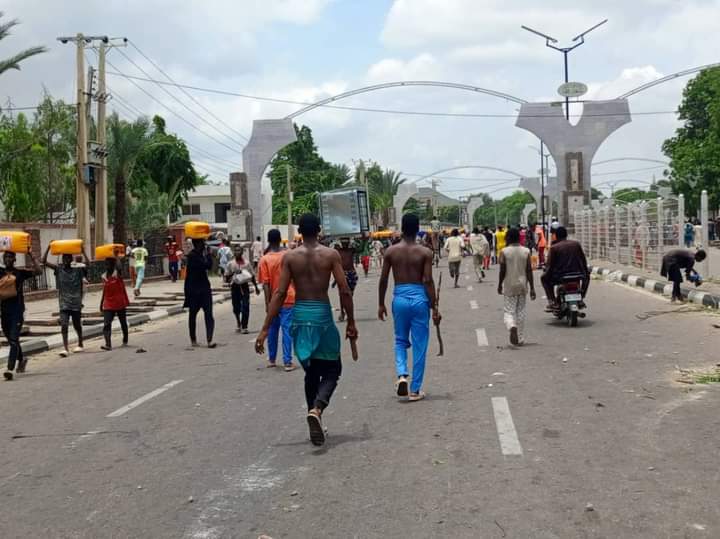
[128, 40, 248, 142]
[116, 47, 246, 146]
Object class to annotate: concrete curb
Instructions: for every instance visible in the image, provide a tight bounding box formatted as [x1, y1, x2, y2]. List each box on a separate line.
[0, 292, 231, 361]
[590, 266, 720, 309]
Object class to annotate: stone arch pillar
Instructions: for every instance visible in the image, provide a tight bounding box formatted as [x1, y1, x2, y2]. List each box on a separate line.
[241, 119, 297, 241]
[466, 196, 484, 230]
[392, 183, 419, 226]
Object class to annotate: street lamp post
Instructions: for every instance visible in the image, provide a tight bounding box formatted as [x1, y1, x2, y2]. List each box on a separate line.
[521, 19, 608, 120]
[529, 143, 551, 226]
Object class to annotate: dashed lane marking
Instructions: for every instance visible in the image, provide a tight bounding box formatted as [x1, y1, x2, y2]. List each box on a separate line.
[470, 300, 479, 310]
[491, 396, 523, 456]
[106, 380, 184, 418]
[475, 328, 488, 347]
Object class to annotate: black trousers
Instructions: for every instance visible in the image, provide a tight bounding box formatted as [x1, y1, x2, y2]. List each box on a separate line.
[59, 309, 83, 346]
[103, 309, 128, 347]
[188, 299, 214, 343]
[302, 359, 342, 411]
[667, 265, 684, 299]
[1, 309, 24, 371]
[231, 284, 250, 329]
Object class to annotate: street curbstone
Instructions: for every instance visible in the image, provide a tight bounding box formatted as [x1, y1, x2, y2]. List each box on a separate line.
[590, 265, 720, 309]
[0, 292, 231, 362]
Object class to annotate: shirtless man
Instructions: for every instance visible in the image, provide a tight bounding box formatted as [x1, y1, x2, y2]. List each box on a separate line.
[379, 213, 441, 401]
[256, 214, 358, 447]
[334, 237, 358, 322]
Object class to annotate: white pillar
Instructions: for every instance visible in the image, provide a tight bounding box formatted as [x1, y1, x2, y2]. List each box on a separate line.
[656, 197, 664, 268]
[614, 205, 621, 263]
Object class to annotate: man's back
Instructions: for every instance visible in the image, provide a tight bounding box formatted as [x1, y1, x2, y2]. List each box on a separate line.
[547, 239, 588, 278]
[285, 244, 339, 301]
[385, 241, 431, 284]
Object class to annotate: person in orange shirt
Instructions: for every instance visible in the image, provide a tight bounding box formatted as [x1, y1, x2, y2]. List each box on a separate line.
[258, 229, 296, 371]
[535, 223, 547, 267]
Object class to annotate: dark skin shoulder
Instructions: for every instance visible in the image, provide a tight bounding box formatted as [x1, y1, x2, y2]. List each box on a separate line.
[255, 238, 358, 355]
[378, 237, 440, 325]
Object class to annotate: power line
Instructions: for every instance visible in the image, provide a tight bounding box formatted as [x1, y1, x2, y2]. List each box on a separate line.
[104, 71, 682, 119]
[128, 40, 248, 142]
[105, 57, 244, 157]
[115, 47, 246, 147]
[110, 89, 243, 170]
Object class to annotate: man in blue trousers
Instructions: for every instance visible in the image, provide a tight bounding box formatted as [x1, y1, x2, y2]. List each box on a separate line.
[378, 214, 441, 401]
[258, 229, 296, 371]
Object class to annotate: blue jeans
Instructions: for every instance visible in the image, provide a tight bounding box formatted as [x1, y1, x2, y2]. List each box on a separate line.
[268, 306, 293, 365]
[134, 265, 145, 290]
[392, 284, 430, 394]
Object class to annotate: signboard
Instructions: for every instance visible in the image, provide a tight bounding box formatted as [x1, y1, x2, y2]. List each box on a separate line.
[319, 187, 370, 237]
[557, 82, 588, 98]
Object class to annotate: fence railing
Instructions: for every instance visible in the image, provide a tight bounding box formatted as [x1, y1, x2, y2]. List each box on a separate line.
[575, 191, 715, 278]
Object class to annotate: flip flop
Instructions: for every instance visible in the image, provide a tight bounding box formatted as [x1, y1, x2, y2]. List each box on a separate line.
[395, 377, 409, 397]
[266, 362, 277, 368]
[306, 412, 326, 446]
[408, 391, 426, 402]
[284, 364, 297, 372]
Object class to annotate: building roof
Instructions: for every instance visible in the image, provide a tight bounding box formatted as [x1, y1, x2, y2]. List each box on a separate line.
[186, 184, 230, 199]
[414, 187, 460, 207]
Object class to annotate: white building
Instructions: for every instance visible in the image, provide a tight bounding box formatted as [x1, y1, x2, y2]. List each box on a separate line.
[180, 184, 231, 226]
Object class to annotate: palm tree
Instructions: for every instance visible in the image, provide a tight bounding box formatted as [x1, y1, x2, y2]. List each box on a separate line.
[107, 114, 151, 245]
[0, 13, 46, 76]
[369, 168, 406, 226]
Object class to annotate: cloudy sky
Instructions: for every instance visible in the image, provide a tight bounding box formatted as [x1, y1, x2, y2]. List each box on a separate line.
[2, 0, 719, 199]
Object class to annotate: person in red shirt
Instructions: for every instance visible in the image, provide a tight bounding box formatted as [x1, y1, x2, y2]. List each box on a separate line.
[100, 257, 130, 351]
[258, 229, 296, 371]
[165, 236, 180, 282]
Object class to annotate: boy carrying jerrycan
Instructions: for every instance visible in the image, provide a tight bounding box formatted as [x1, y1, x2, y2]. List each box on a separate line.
[0, 231, 41, 381]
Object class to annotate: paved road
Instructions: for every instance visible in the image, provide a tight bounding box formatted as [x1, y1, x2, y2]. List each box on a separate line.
[2, 258, 719, 538]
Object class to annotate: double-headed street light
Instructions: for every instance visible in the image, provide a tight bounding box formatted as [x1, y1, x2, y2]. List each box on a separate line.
[529, 143, 551, 226]
[521, 19, 608, 119]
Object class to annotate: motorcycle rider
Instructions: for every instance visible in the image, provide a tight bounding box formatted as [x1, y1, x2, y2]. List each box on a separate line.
[541, 226, 589, 310]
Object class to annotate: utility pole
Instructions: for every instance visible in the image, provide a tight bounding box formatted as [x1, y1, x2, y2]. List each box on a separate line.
[58, 34, 122, 250]
[95, 41, 108, 246]
[286, 164, 293, 240]
[57, 33, 108, 250]
[431, 178, 439, 219]
[75, 34, 91, 246]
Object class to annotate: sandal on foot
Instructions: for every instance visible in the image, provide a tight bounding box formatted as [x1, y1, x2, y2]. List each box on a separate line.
[266, 362, 277, 368]
[306, 412, 326, 446]
[284, 364, 297, 372]
[408, 391, 425, 402]
[395, 377, 409, 397]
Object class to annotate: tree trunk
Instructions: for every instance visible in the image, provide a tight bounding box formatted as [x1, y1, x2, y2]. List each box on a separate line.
[113, 172, 127, 245]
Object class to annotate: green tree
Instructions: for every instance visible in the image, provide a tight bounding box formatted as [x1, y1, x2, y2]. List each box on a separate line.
[662, 67, 720, 214]
[128, 179, 181, 238]
[269, 124, 349, 223]
[366, 167, 406, 226]
[0, 112, 44, 221]
[134, 115, 203, 219]
[612, 187, 656, 204]
[33, 94, 76, 221]
[473, 191, 533, 228]
[107, 113, 151, 244]
[0, 13, 46, 76]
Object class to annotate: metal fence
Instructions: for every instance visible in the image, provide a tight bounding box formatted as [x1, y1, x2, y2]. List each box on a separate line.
[574, 191, 715, 278]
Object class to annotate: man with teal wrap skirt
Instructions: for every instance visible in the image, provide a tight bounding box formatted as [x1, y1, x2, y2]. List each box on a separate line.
[379, 214, 441, 402]
[256, 214, 358, 447]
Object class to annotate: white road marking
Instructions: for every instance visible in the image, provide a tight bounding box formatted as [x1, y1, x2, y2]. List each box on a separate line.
[491, 397, 523, 456]
[467, 285, 473, 291]
[612, 282, 667, 302]
[470, 300, 479, 310]
[106, 380, 184, 418]
[475, 328, 488, 347]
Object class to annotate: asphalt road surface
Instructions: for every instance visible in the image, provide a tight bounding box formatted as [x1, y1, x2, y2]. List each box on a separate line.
[2, 258, 720, 538]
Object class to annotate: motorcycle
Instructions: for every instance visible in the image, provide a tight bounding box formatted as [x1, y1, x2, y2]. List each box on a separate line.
[554, 273, 587, 327]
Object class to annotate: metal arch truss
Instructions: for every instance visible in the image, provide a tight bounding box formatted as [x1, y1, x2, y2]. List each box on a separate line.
[593, 157, 669, 166]
[617, 62, 720, 99]
[285, 81, 528, 119]
[409, 165, 526, 185]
